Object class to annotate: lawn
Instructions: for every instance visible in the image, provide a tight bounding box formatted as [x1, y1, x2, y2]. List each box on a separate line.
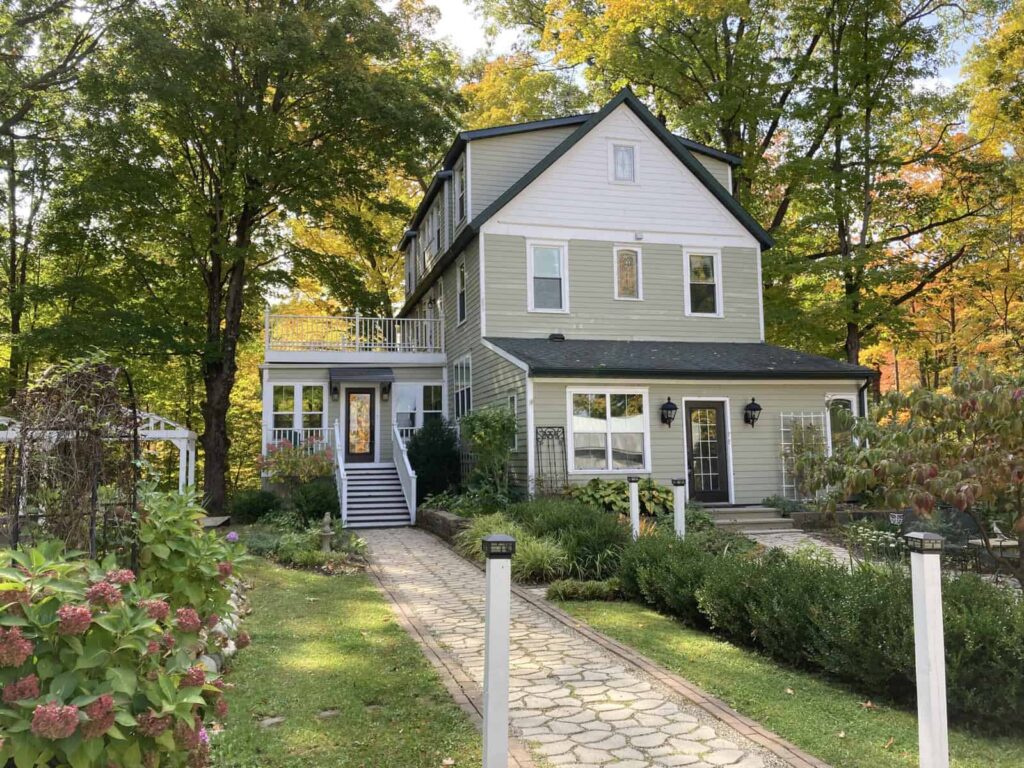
[558, 600, 1024, 768]
[211, 559, 481, 767]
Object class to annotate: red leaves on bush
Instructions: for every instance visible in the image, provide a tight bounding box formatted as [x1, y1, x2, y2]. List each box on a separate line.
[30, 702, 79, 740]
[0, 627, 33, 667]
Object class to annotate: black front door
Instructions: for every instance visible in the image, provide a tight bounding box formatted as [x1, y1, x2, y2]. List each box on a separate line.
[685, 402, 729, 503]
[345, 388, 375, 463]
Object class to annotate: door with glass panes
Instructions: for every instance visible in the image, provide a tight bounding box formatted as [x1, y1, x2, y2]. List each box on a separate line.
[394, 384, 444, 444]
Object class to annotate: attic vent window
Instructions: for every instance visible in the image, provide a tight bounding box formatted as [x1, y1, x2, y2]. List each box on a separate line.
[612, 144, 636, 183]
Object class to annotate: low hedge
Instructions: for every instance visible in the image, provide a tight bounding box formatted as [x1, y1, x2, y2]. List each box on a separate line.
[619, 530, 1024, 730]
[546, 578, 621, 601]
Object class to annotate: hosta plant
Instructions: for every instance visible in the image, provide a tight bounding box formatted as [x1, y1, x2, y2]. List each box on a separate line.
[0, 542, 232, 767]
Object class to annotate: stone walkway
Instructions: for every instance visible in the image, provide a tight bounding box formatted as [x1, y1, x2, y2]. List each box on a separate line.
[746, 531, 852, 563]
[363, 528, 809, 768]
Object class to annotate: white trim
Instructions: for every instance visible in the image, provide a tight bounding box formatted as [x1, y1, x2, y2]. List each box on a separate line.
[261, 367, 272, 457]
[756, 244, 765, 341]
[608, 139, 640, 185]
[465, 143, 473, 220]
[526, 377, 536, 494]
[507, 391, 519, 452]
[454, 157, 467, 227]
[481, 220, 758, 250]
[456, 258, 468, 326]
[526, 239, 570, 314]
[612, 245, 643, 301]
[683, 247, 724, 318]
[680, 396, 735, 505]
[824, 392, 859, 458]
[480, 339, 530, 372]
[270, 381, 328, 435]
[565, 387, 652, 475]
[479, 231, 487, 336]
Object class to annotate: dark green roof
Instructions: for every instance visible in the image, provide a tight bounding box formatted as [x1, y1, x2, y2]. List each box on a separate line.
[486, 337, 875, 380]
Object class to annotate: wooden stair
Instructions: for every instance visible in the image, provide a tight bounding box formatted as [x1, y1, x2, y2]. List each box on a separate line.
[705, 504, 797, 534]
[344, 465, 412, 528]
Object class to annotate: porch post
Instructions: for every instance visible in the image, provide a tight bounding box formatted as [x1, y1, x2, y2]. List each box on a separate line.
[672, 478, 686, 539]
[187, 440, 196, 488]
[176, 441, 187, 494]
[627, 476, 640, 540]
[905, 531, 948, 768]
[481, 534, 515, 768]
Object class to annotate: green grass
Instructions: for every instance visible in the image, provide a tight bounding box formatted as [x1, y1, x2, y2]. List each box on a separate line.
[212, 560, 481, 767]
[558, 600, 1024, 768]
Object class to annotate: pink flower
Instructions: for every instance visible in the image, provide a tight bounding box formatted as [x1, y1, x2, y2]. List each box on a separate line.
[86, 581, 123, 607]
[82, 694, 115, 739]
[217, 561, 233, 580]
[2, 674, 40, 704]
[235, 631, 251, 650]
[0, 627, 33, 667]
[175, 608, 202, 633]
[161, 633, 176, 649]
[136, 709, 171, 737]
[30, 701, 79, 740]
[106, 569, 136, 585]
[139, 599, 170, 621]
[57, 604, 93, 636]
[146, 640, 161, 655]
[180, 666, 205, 688]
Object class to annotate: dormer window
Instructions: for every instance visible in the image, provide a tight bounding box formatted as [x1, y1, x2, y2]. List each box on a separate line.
[610, 143, 637, 183]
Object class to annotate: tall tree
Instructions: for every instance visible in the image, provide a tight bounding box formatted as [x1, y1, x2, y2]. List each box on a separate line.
[60, 0, 461, 512]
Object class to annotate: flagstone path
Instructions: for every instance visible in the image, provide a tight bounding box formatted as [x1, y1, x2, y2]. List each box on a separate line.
[363, 527, 823, 768]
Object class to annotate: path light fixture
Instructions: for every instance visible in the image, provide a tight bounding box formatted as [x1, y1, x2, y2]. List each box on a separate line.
[481, 534, 515, 768]
[904, 531, 948, 768]
[660, 397, 678, 427]
[743, 397, 762, 427]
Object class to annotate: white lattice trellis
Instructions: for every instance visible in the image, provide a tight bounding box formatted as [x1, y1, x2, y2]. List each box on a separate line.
[780, 411, 827, 500]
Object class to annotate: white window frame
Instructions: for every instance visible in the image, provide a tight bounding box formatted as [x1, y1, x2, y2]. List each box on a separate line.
[527, 239, 569, 314]
[566, 387, 651, 475]
[453, 354, 472, 420]
[506, 392, 518, 452]
[683, 248, 724, 318]
[269, 382, 328, 436]
[608, 140, 639, 184]
[824, 393, 859, 457]
[456, 260, 467, 325]
[612, 245, 643, 301]
[455, 160, 467, 224]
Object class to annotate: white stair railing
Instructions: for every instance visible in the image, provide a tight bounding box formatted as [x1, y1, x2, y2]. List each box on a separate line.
[393, 423, 417, 524]
[333, 419, 348, 526]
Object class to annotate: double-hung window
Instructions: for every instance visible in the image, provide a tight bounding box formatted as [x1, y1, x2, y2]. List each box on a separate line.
[528, 241, 568, 312]
[455, 162, 467, 223]
[453, 356, 472, 420]
[457, 261, 467, 324]
[684, 250, 722, 316]
[614, 247, 642, 300]
[569, 389, 648, 472]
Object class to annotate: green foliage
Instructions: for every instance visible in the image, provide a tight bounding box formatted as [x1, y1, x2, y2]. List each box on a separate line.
[452, 513, 568, 583]
[229, 490, 282, 524]
[615, 530, 1024, 730]
[137, 489, 245, 618]
[233, 524, 365, 573]
[260, 443, 334, 484]
[567, 478, 674, 517]
[407, 418, 461, 501]
[290, 478, 340, 526]
[423, 487, 511, 518]
[459, 406, 517, 494]
[546, 578, 620, 601]
[761, 495, 808, 516]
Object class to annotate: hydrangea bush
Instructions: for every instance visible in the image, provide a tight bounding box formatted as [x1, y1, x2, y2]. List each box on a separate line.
[0, 491, 247, 768]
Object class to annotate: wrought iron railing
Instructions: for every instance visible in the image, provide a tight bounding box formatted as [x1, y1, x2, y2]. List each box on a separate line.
[265, 312, 443, 353]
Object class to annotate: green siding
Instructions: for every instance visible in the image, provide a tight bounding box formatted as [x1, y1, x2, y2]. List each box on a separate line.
[531, 378, 860, 503]
[473, 346, 528, 484]
[484, 234, 761, 342]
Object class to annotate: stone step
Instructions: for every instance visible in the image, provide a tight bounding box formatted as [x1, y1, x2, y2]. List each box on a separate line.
[715, 517, 797, 533]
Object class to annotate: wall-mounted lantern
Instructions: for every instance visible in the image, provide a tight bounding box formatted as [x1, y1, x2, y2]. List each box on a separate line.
[330, 384, 340, 402]
[660, 397, 678, 427]
[381, 382, 392, 403]
[743, 397, 762, 427]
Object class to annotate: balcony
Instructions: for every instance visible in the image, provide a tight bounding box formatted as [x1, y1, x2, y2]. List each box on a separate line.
[264, 312, 445, 364]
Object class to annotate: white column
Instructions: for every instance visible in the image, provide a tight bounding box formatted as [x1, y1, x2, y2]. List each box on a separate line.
[176, 442, 187, 494]
[187, 441, 196, 488]
[672, 479, 686, 538]
[907, 532, 949, 768]
[482, 535, 514, 768]
[627, 476, 640, 540]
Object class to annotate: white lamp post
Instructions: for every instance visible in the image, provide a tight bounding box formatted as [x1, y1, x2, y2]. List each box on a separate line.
[481, 534, 515, 768]
[905, 531, 948, 768]
[672, 478, 686, 538]
[627, 476, 640, 540]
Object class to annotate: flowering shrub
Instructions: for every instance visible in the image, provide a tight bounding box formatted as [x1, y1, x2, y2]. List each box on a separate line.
[259, 440, 334, 483]
[136, 489, 246, 619]
[0, 541, 235, 767]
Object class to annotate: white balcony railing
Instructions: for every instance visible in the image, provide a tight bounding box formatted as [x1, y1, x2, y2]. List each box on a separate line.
[263, 427, 332, 453]
[266, 312, 443, 354]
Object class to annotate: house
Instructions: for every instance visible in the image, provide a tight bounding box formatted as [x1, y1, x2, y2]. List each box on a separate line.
[260, 88, 874, 527]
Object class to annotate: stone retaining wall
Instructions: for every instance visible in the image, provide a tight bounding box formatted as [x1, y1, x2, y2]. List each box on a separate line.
[417, 507, 469, 542]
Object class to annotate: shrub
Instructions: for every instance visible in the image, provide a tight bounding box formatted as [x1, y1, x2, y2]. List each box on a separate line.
[453, 514, 528, 562]
[425, 488, 512, 518]
[512, 537, 569, 583]
[291, 477, 340, 525]
[407, 418, 460, 501]
[260, 441, 334, 483]
[229, 489, 281, 523]
[459, 406, 516, 494]
[546, 578, 620, 601]
[761, 495, 807, 516]
[568, 478, 675, 517]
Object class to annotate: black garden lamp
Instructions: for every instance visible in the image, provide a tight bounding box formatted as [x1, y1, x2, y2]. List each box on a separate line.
[904, 531, 944, 555]
[660, 397, 679, 427]
[743, 398, 762, 427]
[481, 534, 516, 559]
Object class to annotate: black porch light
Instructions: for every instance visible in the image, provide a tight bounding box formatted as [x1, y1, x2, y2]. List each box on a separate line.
[660, 397, 679, 427]
[743, 397, 762, 427]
